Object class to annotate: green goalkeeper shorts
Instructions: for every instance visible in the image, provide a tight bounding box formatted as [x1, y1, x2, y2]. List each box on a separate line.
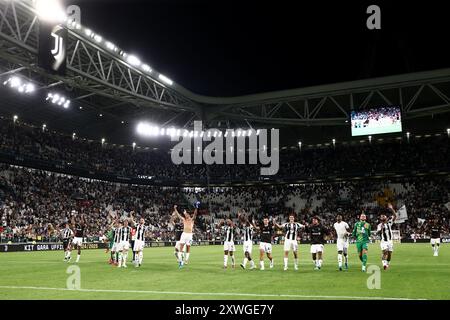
[356, 241, 369, 252]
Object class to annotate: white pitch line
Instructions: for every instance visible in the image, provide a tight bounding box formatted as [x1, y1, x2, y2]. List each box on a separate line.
[0, 285, 426, 300]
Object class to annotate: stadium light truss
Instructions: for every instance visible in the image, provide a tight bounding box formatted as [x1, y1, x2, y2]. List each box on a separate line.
[3, 76, 35, 94]
[46, 93, 71, 109]
[136, 122, 261, 139]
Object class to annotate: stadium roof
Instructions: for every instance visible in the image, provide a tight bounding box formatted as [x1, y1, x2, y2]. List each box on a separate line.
[0, 0, 450, 147]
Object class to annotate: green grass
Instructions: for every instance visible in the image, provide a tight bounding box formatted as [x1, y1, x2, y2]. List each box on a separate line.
[0, 243, 448, 300]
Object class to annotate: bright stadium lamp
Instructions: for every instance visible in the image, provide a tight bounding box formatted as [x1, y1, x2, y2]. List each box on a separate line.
[13, 115, 18, 123]
[127, 55, 141, 67]
[35, 0, 66, 23]
[142, 64, 152, 73]
[158, 74, 173, 86]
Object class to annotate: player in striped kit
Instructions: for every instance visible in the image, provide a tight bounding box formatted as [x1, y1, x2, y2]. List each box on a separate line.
[60, 223, 73, 262]
[218, 218, 236, 269]
[117, 219, 132, 268]
[377, 203, 397, 270]
[333, 214, 351, 271]
[132, 217, 150, 267]
[238, 211, 255, 270]
[274, 213, 305, 271]
[110, 220, 121, 265]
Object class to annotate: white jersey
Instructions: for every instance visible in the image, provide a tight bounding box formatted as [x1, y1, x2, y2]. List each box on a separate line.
[377, 218, 394, 242]
[333, 221, 350, 240]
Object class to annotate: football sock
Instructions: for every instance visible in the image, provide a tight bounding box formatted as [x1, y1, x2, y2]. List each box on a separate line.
[284, 257, 288, 268]
[338, 254, 343, 267]
[260, 261, 264, 269]
[224, 255, 228, 267]
[294, 258, 298, 267]
[185, 253, 190, 262]
[76, 254, 80, 263]
[362, 253, 367, 266]
[139, 251, 143, 264]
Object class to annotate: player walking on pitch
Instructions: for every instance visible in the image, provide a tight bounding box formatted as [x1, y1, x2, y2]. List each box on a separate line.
[352, 212, 371, 272]
[273, 213, 305, 271]
[377, 203, 397, 270]
[218, 218, 236, 269]
[238, 210, 255, 270]
[173, 204, 198, 268]
[170, 212, 187, 264]
[333, 214, 350, 271]
[60, 223, 73, 262]
[428, 218, 442, 257]
[305, 216, 328, 270]
[71, 212, 86, 263]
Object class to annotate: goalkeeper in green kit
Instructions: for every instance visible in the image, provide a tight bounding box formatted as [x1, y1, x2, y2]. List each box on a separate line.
[352, 213, 371, 272]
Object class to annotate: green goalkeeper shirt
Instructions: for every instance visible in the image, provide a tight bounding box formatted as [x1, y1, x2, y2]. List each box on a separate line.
[352, 221, 371, 242]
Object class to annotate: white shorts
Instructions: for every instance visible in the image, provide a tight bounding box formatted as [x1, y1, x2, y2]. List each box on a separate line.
[117, 241, 130, 251]
[283, 239, 298, 252]
[259, 242, 272, 253]
[336, 239, 349, 252]
[111, 242, 119, 252]
[72, 237, 83, 246]
[310, 244, 324, 254]
[431, 238, 441, 245]
[133, 239, 145, 252]
[223, 241, 236, 252]
[243, 241, 253, 253]
[180, 232, 193, 245]
[175, 241, 187, 252]
[380, 240, 394, 252]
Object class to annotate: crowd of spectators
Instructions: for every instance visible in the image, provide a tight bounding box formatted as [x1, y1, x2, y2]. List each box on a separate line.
[1, 118, 449, 181]
[1, 164, 448, 243]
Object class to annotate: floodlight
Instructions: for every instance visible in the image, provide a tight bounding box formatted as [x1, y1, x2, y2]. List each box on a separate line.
[94, 35, 102, 43]
[158, 74, 173, 85]
[142, 64, 152, 73]
[127, 55, 141, 67]
[35, 0, 66, 23]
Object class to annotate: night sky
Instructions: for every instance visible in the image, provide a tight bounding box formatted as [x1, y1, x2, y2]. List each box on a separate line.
[69, 0, 449, 96]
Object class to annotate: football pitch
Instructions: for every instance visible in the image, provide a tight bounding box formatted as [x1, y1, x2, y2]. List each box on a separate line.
[0, 243, 448, 300]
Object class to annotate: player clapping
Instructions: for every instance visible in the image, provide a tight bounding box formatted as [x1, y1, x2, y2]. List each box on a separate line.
[252, 216, 275, 270]
[238, 210, 255, 270]
[273, 213, 305, 271]
[377, 203, 397, 270]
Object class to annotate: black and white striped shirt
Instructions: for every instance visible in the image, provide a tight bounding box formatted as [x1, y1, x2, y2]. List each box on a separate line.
[283, 222, 303, 241]
[136, 224, 148, 241]
[61, 228, 72, 240]
[118, 226, 131, 242]
[113, 227, 121, 243]
[224, 226, 234, 242]
[242, 225, 253, 242]
[378, 219, 394, 241]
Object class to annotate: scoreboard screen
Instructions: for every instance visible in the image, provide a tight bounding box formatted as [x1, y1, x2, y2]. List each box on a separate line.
[350, 106, 402, 136]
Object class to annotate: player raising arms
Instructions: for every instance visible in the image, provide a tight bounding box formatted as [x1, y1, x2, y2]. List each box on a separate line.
[71, 212, 86, 263]
[428, 218, 443, 257]
[218, 218, 236, 269]
[60, 222, 73, 262]
[252, 216, 275, 270]
[170, 211, 186, 264]
[173, 204, 198, 268]
[352, 212, 371, 272]
[238, 210, 255, 270]
[273, 213, 305, 271]
[333, 214, 350, 271]
[377, 203, 397, 270]
[304, 216, 329, 270]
